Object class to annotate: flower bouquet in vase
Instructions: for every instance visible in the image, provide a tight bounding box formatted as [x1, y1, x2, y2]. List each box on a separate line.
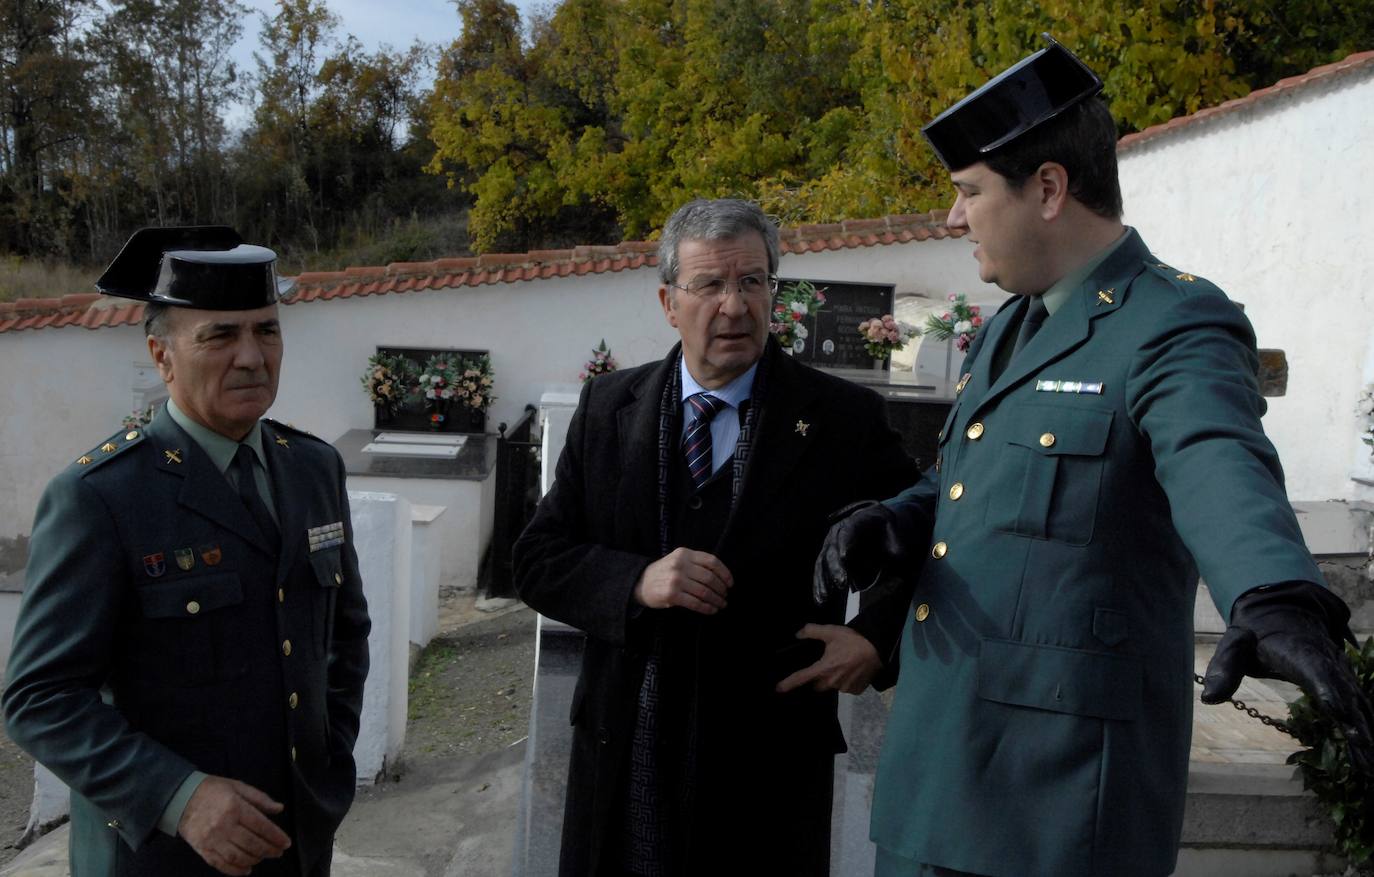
[453, 354, 495, 432]
[770, 279, 826, 355]
[857, 314, 920, 366]
[418, 355, 459, 430]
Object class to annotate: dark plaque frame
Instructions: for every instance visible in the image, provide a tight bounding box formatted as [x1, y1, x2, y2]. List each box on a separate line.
[371, 345, 489, 433]
[777, 277, 896, 370]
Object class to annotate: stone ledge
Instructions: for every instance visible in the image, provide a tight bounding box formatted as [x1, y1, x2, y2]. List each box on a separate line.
[1181, 763, 1332, 848]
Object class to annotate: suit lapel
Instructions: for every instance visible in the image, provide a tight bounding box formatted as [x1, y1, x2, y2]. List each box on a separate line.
[975, 230, 1150, 412]
[615, 348, 677, 551]
[716, 345, 816, 558]
[147, 412, 274, 556]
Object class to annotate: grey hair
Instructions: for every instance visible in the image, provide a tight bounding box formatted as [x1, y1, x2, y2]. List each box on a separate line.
[143, 302, 175, 339]
[657, 198, 781, 286]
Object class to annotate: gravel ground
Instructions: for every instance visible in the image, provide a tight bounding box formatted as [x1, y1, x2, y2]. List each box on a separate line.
[0, 600, 538, 872]
[397, 605, 536, 770]
[0, 722, 34, 868]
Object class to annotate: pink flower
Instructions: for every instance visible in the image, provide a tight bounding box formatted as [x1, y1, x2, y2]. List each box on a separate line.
[971, 316, 983, 327]
[948, 293, 957, 302]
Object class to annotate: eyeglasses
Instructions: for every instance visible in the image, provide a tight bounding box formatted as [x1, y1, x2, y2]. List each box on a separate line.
[669, 273, 779, 300]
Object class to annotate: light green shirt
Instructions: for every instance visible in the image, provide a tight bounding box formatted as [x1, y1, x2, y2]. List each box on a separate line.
[155, 399, 278, 835]
[164, 398, 277, 519]
[1040, 228, 1131, 317]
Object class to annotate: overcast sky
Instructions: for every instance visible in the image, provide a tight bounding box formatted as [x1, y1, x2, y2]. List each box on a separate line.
[226, 0, 550, 126]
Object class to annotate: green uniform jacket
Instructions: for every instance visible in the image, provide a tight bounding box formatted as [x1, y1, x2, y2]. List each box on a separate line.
[870, 230, 1322, 877]
[3, 409, 370, 876]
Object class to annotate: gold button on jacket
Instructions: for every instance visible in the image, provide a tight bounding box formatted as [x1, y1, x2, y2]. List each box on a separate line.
[931, 541, 948, 559]
[949, 483, 965, 501]
[966, 422, 985, 440]
[914, 603, 931, 622]
[1040, 432, 1056, 448]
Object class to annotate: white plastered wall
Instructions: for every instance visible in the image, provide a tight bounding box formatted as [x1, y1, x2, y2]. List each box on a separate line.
[1118, 68, 1374, 501]
[0, 237, 981, 542]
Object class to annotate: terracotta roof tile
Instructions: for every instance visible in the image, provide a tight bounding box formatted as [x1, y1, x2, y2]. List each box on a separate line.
[1119, 48, 1374, 153]
[2, 210, 953, 333]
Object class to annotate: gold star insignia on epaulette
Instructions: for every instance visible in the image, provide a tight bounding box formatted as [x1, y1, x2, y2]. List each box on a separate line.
[100, 442, 117, 453]
[1096, 289, 1115, 306]
[276, 437, 289, 447]
[1176, 273, 1196, 282]
[795, 421, 809, 436]
[78, 455, 93, 465]
[164, 449, 183, 464]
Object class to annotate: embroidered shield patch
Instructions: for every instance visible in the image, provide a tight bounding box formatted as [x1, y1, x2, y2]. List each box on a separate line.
[143, 553, 166, 577]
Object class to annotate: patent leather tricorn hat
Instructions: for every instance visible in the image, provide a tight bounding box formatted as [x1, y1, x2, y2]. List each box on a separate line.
[921, 34, 1103, 171]
[96, 226, 295, 309]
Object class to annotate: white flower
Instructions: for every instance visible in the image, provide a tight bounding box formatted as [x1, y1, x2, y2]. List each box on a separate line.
[954, 320, 973, 334]
[795, 324, 809, 340]
[791, 301, 808, 316]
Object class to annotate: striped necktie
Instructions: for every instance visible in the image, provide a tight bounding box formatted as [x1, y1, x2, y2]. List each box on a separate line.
[683, 393, 727, 491]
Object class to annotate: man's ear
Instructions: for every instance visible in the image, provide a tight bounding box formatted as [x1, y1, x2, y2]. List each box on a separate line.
[148, 334, 174, 383]
[1035, 161, 1070, 221]
[658, 286, 679, 329]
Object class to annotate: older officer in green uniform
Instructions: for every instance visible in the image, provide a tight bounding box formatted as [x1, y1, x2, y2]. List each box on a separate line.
[816, 37, 1374, 877]
[3, 227, 371, 876]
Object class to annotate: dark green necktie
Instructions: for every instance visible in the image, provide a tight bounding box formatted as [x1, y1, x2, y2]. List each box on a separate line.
[233, 444, 279, 548]
[1010, 294, 1049, 363]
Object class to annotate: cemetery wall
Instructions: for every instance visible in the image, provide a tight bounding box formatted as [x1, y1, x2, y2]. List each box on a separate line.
[1118, 68, 1374, 502]
[0, 238, 979, 542]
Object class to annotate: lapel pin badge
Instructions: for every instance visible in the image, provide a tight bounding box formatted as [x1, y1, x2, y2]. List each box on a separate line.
[1096, 289, 1115, 306]
[143, 552, 166, 577]
[163, 449, 183, 464]
[795, 420, 810, 436]
[276, 437, 290, 447]
[174, 548, 195, 571]
[955, 373, 971, 394]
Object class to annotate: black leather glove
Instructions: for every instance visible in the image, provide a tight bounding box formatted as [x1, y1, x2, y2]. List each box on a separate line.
[1202, 581, 1374, 774]
[813, 500, 923, 606]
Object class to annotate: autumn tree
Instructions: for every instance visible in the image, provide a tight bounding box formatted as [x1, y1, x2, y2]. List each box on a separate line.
[0, 0, 97, 255]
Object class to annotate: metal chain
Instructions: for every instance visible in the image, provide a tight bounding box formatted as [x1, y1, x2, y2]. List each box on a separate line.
[1193, 673, 1295, 738]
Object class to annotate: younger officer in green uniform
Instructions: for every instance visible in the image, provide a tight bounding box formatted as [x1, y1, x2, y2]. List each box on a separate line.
[816, 37, 1374, 877]
[3, 227, 371, 876]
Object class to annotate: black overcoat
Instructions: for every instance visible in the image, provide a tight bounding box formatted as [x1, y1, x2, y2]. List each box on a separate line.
[514, 341, 919, 875]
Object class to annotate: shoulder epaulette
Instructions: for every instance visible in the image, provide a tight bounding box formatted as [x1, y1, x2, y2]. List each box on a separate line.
[72, 426, 147, 473]
[1143, 260, 1210, 287]
[264, 418, 324, 442]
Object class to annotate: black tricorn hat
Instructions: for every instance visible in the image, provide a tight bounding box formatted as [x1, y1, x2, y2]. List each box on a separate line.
[95, 225, 295, 309]
[921, 34, 1103, 171]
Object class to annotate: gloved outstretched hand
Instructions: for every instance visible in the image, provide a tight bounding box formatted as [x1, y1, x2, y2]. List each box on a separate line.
[813, 500, 926, 606]
[1202, 581, 1374, 774]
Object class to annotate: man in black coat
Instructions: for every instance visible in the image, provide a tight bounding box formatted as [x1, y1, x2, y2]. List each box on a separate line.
[3, 227, 370, 876]
[514, 198, 919, 876]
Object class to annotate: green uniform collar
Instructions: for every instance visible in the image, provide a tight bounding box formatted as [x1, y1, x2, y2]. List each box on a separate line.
[164, 398, 266, 474]
[1041, 228, 1131, 316]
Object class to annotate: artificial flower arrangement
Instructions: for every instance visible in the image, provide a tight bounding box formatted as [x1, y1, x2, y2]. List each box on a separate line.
[122, 403, 158, 431]
[857, 314, 920, 359]
[361, 352, 417, 413]
[580, 339, 619, 383]
[770, 279, 827, 352]
[924, 293, 984, 352]
[454, 354, 496, 411]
